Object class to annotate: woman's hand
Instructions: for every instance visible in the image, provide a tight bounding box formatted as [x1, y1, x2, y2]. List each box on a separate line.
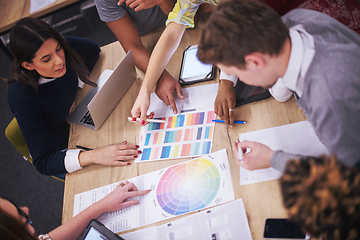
[98, 180, 151, 213]
[79, 141, 141, 167]
[232, 140, 273, 171]
[131, 88, 152, 125]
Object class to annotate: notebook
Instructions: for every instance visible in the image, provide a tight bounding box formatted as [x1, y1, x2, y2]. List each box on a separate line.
[68, 51, 136, 130]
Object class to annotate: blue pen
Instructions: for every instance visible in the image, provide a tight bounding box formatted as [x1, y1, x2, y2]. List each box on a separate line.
[212, 119, 246, 124]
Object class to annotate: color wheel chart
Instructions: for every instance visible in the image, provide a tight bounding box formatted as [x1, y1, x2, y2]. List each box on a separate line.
[156, 157, 220, 215]
[136, 111, 216, 162]
[144, 149, 235, 224]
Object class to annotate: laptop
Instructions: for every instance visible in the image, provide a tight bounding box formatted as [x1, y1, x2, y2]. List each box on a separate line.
[68, 51, 136, 130]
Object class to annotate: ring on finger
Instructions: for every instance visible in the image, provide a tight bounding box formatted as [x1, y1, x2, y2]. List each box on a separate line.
[120, 182, 126, 187]
[229, 109, 235, 112]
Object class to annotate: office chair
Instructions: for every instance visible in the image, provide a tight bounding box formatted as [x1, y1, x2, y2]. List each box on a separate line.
[5, 118, 65, 182]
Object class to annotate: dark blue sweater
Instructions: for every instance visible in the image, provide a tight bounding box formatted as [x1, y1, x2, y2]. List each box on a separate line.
[7, 37, 100, 175]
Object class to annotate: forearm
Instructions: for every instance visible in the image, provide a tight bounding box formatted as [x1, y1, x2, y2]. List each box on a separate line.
[48, 201, 105, 240]
[141, 23, 186, 94]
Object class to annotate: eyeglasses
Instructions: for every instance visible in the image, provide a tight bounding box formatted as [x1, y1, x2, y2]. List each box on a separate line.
[6, 198, 32, 226]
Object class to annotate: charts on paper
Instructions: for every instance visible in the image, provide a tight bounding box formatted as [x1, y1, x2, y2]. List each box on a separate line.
[73, 149, 235, 233]
[136, 110, 216, 162]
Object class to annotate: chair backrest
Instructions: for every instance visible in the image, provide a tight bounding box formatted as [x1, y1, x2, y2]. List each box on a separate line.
[5, 118, 65, 182]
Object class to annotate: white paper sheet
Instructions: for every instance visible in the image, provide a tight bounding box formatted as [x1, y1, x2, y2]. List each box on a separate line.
[239, 121, 329, 185]
[147, 83, 218, 117]
[73, 149, 235, 233]
[30, 0, 56, 14]
[157, 198, 252, 240]
[120, 227, 157, 240]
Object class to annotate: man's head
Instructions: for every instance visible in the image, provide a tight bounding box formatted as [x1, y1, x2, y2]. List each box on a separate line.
[198, 0, 290, 88]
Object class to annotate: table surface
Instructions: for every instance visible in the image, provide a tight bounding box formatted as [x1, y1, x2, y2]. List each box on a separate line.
[0, 0, 79, 33]
[63, 17, 306, 240]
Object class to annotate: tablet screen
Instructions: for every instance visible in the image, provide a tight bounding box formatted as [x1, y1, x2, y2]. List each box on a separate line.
[84, 227, 110, 240]
[180, 47, 213, 81]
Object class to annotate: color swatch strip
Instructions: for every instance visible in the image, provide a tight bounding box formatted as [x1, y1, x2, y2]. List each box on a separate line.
[144, 132, 163, 146]
[204, 126, 213, 139]
[167, 115, 185, 129]
[164, 130, 182, 143]
[186, 112, 205, 126]
[148, 118, 166, 130]
[184, 127, 202, 141]
[206, 111, 215, 124]
[140, 142, 212, 161]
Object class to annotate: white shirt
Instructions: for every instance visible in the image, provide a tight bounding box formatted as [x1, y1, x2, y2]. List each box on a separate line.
[38, 76, 85, 173]
[270, 24, 315, 101]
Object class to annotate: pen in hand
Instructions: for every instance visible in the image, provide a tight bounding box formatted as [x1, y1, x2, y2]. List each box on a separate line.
[75, 145, 93, 151]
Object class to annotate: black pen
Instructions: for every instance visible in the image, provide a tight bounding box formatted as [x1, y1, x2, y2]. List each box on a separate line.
[75, 145, 93, 151]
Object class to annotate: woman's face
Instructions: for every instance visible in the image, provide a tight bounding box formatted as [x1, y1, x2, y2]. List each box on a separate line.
[22, 38, 66, 78]
[0, 198, 35, 235]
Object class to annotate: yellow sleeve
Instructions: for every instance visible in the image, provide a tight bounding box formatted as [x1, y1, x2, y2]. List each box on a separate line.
[166, 0, 200, 28]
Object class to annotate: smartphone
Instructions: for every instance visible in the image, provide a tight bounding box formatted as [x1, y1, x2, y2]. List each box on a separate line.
[263, 218, 306, 239]
[234, 80, 271, 107]
[178, 45, 216, 85]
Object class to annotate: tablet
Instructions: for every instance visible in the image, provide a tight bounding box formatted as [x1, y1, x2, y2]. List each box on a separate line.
[234, 80, 271, 107]
[78, 219, 124, 240]
[178, 45, 216, 86]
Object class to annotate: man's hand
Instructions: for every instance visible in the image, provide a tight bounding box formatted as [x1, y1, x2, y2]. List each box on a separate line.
[155, 71, 184, 114]
[232, 140, 273, 171]
[215, 80, 236, 127]
[118, 0, 161, 12]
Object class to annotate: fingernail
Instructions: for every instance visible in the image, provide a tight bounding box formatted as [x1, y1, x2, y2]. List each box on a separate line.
[127, 162, 131, 165]
[141, 120, 145, 125]
[134, 155, 138, 158]
[132, 117, 136, 121]
[173, 110, 177, 114]
[150, 115, 154, 119]
[138, 150, 142, 154]
[150, 112, 155, 116]
[136, 145, 139, 148]
[230, 125, 234, 128]
[123, 141, 127, 144]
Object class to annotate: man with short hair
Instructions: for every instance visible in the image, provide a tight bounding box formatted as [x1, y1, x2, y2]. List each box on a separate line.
[198, 0, 360, 172]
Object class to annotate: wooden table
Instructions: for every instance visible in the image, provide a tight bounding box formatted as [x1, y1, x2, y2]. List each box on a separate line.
[63, 18, 306, 240]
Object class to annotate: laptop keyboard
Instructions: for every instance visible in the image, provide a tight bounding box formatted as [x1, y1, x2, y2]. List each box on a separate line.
[80, 111, 95, 126]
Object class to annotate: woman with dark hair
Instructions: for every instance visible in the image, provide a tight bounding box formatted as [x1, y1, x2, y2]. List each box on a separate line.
[280, 155, 360, 240]
[0, 181, 150, 240]
[6, 18, 141, 177]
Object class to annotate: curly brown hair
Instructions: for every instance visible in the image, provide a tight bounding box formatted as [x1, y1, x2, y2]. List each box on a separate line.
[280, 155, 360, 240]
